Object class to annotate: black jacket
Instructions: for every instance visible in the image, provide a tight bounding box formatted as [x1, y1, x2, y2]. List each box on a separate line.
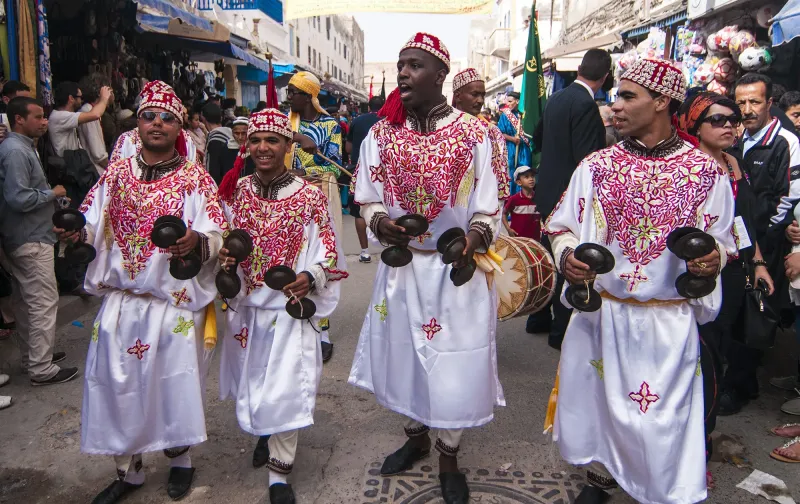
[533, 82, 606, 219]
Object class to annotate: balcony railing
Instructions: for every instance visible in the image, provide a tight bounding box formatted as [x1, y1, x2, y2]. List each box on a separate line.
[197, 0, 283, 23]
[487, 28, 511, 58]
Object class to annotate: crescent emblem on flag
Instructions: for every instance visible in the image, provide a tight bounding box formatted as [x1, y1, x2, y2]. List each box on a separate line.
[526, 57, 538, 73]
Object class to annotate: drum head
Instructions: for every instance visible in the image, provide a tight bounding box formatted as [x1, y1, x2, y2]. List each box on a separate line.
[493, 236, 556, 321]
[565, 283, 602, 312]
[265, 265, 297, 291]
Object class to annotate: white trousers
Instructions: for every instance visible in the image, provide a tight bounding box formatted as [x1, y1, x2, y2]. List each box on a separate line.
[404, 418, 463, 456]
[266, 430, 299, 474]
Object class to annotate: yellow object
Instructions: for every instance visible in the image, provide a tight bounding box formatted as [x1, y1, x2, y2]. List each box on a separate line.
[203, 303, 217, 351]
[599, 291, 687, 307]
[543, 364, 559, 435]
[285, 72, 331, 174]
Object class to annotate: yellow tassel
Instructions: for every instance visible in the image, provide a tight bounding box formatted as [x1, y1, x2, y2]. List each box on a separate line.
[203, 303, 217, 351]
[543, 364, 560, 435]
[486, 248, 504, 266]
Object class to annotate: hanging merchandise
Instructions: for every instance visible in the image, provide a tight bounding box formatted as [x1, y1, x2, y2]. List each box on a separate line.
[36, 0, 52, 105]
[755, 4, 781, 29]
[214, 59, 225, 93]
[739, 46, 773, 71]
[728, 30, 756, 60]
[713, 57, 737, 83]
[7, 0, 18, 80]
[694, 62, 714, 85]
[17, 0, 37, 92]
[707, 80, 729, 95]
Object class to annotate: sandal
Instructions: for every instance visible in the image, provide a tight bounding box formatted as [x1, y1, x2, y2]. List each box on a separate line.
[770, 437, 800, 463]
[770, 423, 800, 438]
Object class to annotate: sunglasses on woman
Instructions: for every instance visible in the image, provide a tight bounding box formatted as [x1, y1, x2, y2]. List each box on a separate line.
[702, 114, 741, 128]
[138, 111, 178, 124]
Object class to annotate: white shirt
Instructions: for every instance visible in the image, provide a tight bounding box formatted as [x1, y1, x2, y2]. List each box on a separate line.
[48, 110, 82, 157]
[742, 120, 772, 157]
[575, 79, 595, 100]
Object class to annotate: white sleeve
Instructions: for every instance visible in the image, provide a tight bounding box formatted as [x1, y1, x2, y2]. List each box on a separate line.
[543, 161, 592, 272]
[468, 130, 502, 251]
[353, 129, 390, 236]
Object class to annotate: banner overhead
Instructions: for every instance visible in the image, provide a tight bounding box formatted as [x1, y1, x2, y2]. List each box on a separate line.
[285, 0, 493, 19]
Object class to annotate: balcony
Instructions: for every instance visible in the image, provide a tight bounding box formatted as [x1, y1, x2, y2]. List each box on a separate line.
[197, 0, 283, 23]
[487, 28, 511, 59]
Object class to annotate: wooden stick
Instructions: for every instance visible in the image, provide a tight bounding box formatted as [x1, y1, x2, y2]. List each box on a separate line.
[315, 150, 353, 178]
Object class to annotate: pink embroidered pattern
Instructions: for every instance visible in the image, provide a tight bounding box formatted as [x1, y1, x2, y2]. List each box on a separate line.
[577, 198, 586, 224]
[589, 145, 720, 265]
[228, 177, 348, 295]
[703, 214, 719, 232]
[372, 113, 485, 221]
[369, 164, 386, 184]
[127, 339, 151, 360]
[171, 288, 192, 307]
[629, 381, 660, 413]
[422, 318, 442, 340]
[109, 130, 138, 164]
[488, 124, 511, 200]
[619, 264, 649, 292]
[234, 327, 248, 349]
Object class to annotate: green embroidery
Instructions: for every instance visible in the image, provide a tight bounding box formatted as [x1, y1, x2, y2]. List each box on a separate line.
[319, 317, 330, 330]
[590, 359, 604, 380]
[91, 321, 100, 342]
[695, 357, 702, 377]
[173, 316, 195, 337]
[375, 299, 388, 322]
[272, 319, 277, 327]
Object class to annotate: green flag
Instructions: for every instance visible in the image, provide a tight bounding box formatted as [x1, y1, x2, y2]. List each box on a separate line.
[519, 2, 546, 156]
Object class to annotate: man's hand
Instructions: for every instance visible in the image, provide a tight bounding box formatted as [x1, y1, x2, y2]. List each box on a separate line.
[53, 185, 67, 198]
[564, 252, 596, 285]
[53, 226, 80, 243]
[687, 249, 720, 277]
[169, 226, 199, 257]
[786, 253, 800, 280]
[787, 220, 800, 245]
[283, 272, 312, 300]
[453, 230, 482, 269]
[100, 86, 113, 102]
[219, 247, 235, 271]
[294, 133, 317, 154]
[377, 217, 412, 246]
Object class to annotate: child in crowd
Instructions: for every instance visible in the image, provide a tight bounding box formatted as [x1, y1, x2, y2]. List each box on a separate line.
[502, 165, 541, 241]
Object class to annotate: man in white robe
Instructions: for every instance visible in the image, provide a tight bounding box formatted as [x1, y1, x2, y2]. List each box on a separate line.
[216, 108, 348, 504]
[349, 33, 503, 504]
[543, 59, 738, 504]
[58, 83, 227, 504]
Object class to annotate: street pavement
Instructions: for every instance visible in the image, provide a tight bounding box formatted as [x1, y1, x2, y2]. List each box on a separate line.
[0, 215, 798, 503]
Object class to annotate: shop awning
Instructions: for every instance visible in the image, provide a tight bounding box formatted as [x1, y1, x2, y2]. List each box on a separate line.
[772, 0, 800, 46]
[622, 9, 688, 39]
[542, 33, 622, 59]
[135, 0, 213, 32]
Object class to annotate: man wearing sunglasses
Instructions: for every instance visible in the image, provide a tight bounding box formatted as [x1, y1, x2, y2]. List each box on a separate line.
[58, 81, 227, 504]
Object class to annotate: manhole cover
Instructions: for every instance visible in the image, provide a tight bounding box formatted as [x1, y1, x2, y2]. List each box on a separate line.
[359, 462, 585, 503]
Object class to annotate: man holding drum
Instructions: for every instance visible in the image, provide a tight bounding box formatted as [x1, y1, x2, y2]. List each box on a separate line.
[349, 33, 503, 504]
[543, 59, 737, 504]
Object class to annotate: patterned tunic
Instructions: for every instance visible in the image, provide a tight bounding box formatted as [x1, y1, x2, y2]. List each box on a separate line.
[292, 115, 342, 177]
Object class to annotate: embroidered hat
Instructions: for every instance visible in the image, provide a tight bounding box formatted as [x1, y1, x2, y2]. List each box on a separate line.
[138, 84, 184, 124]
[401, 32, 451, 71]
[139, 80, 174, 98]
[620, 59, 687, 103]
[248, 108, 293, 140]
[453, 68, 483, 93]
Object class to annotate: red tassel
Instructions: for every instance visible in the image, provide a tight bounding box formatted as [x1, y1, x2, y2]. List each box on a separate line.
[377, 88, 406, 125]
[672, 114, 699, 148]
[219, 145, 247, 201]
[176, 130, 189, 158]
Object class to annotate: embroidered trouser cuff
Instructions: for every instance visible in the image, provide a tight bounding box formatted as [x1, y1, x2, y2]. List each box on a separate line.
[266, 430, 299, 475]
[584, 462, 618, 490]
[113, 454, 144, 482]
[403, 418, 463, 457]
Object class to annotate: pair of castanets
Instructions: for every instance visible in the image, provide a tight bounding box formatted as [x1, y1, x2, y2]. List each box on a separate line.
[215, 230, 254, 299]
[564, 243, 615, 312]
[264, 266, 317, 320]
[52, 209, 96, 265]
[151, 215, 206, 280]
[667, 227, 717, 298]
[380, 214, 429, 268]
[437, 227, 476, 287]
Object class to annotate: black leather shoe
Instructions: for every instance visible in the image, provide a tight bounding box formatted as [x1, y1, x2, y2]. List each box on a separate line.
[321, 342, 333, 362]
[91, 480, 143, 504]
[574, 485, 611, 504]
[717, 390, 745, 416]
[253, 435, 271, 468]
[269, 483, 296, 504]
[439, 472, 469, 504]
[380, 439, 430, 475]
[52, 351, 66, 364]
[166, 467, 195, 500]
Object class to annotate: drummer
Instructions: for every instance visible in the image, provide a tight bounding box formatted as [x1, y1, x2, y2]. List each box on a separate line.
[502, 165, 541, 241]
[217, 108, 348, 504]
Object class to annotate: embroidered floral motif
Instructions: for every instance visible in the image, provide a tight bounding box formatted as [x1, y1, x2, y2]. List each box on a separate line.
[695, 357, 702, 377]
[703, 214, 720, 232]
[629, 381, 660, 413]
[488, 124, 511, 200]
[234, 328, 249, 349]
[577, 198, 586, 224]
[171, 288, 192, 307]
[619, 264, 649, 292]
[375, 299, 388, 322]
[422, 318, 442, 340]
[127, 339, 151, 360]
[592, 198, 609, 245]
[369, 164, 386, 183]
[590, 359, 604, 380]
[173, 316, 194, 337]
[91, 321, 100, 342]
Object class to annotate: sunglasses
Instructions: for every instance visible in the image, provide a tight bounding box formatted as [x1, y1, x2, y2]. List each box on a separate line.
[702, 114, 741, 128]
[138, 111, 178, 124]
[287, 88, 310, 97]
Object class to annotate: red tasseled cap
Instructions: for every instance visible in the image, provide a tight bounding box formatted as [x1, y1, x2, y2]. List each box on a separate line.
[219, 145, 247, 201]
[377, 88, 407, 125]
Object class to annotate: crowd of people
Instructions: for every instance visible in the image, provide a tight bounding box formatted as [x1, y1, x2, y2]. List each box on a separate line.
[0, 27, 800, 504]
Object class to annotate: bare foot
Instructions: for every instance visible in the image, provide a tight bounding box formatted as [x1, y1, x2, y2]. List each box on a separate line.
[772, 424, 800, 438]
[773, 439, 800, 462]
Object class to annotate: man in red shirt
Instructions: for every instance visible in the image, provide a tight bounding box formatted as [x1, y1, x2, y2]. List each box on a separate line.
[502, 166, 541, 240]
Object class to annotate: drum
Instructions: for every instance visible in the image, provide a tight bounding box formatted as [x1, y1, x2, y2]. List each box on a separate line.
[493, 235, 556, 321]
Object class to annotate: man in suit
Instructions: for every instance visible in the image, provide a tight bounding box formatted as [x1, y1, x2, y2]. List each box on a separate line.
[530, 49, 611, 350]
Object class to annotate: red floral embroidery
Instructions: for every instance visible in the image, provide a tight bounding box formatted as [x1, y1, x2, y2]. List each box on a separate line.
[127, 339, 150, 360]
[228, 177, 348, 295]
[171, 288, 192, 307]
[703, 213, 719, 232]
[234, 327, 248, 349]
[589, 145, 719, 265]
[577, 198, 586, 224]
[422, 318, 442, 340]
[487, 124, 510, 200]
[629, 381, 660, 413]
[369, 164, 386, 183]
[372, 114, 485, 221]
[109, 130, 138, 164]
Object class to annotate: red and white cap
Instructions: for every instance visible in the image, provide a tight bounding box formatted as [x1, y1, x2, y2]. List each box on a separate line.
[247, 108, 293, 140]
[401, 32, 451, 71]
[620, 59, 687, 103]
[453, 68, 483, 93]
[139, 80, 174, 98]
[138, 82, 184, 123]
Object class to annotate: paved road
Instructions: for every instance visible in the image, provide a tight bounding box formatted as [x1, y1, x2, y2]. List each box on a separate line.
[0, 216, 797, 503]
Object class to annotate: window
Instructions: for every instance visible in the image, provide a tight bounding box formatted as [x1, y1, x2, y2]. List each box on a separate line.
[327, 57, 330, 73]
[308, 46, 311, 64]
[326, 17, 331, 40]
[289, 26, 295, 55]
[317, 16, 321, 32]
[343, 45, 347, 60]
[313, 49, 317, 68]
[296, 37, 300, 57]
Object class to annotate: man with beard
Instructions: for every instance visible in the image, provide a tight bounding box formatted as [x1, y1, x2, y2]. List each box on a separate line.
[544, 59, 736, 504]
[58, 82, 227, 504]
[49, 82, 113, 158]
[349, 33, 503, 504]
[451, 67, 511, 202]
[216, 108, 348, 504]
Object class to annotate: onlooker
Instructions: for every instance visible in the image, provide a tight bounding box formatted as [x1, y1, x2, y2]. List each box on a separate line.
[49, 81, 112, 158]
[771, 84, 797, 135]
[221, 98, 236, 126]
[598, 103, 618, 146]
[497, 91, 531, 194]
[502, 165, 541, 241]
[231, 116, 248, 148]
[0, 97, 79, 386]
[253, 101, 267, 113]
[184, 108, 207, 164]
[779, 91, 800, 131]
[345, 96, 384, 263]
[530, 48, 611, 348]
[202, 102, 234, 185]
[75, 80, 108, 176]
[0, 81, 33, 142]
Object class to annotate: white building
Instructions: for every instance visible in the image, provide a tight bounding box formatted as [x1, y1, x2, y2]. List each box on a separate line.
[363, 59, 467, 104]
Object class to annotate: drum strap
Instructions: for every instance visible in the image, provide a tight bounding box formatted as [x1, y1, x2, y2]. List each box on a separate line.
[599, 291, 686, 307]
